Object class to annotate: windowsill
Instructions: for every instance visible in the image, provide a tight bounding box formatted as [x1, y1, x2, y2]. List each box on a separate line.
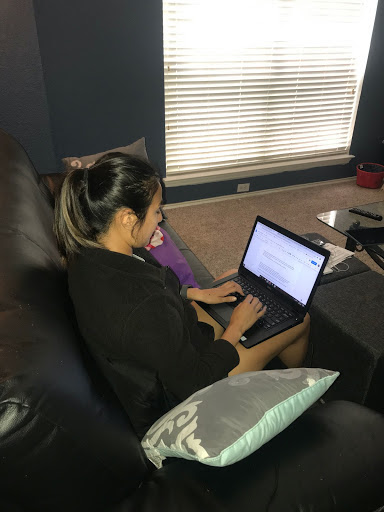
[164, 154, 354, 187]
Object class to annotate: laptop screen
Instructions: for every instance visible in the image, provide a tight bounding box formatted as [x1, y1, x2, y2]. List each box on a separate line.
[242, 220, 326, 307]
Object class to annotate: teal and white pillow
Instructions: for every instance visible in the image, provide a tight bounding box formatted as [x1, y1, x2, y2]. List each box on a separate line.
[141, 368, 339, 468]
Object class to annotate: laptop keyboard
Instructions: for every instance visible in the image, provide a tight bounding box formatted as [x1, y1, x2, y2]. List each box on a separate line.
[228, 276, 294, 330]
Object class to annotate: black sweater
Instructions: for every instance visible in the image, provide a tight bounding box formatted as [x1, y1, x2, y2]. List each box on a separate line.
[68, 247, 239, 438]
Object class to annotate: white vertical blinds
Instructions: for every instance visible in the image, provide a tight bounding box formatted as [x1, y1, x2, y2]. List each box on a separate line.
[163, 0, 378, 177]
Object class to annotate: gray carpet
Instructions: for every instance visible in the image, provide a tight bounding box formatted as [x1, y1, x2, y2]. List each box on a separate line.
[165, 178, 384, 278]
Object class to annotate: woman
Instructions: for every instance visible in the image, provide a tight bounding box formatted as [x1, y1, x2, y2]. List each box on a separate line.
[54, 153, 309, 438]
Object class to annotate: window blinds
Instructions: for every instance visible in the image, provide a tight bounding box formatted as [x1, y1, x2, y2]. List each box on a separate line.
[163, 0, 378, 178]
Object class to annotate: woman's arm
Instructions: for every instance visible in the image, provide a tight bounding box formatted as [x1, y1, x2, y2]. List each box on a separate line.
[187, 282, 266, 347]
[124, 293, 239, 401]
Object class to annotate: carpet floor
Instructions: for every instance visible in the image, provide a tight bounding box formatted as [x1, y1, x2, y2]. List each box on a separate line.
[164, 178, 384, 278]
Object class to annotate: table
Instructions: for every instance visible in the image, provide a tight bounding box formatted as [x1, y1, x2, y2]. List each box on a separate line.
[313, 203, 384, 410]
[317, 201, 384, 270]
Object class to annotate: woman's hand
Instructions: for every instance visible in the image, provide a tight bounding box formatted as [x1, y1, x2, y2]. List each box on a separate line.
[187, 281, 244, 304]
[222, 295, 267, 345]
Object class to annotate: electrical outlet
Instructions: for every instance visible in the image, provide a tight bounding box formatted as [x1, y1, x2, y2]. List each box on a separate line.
[237, 182, 250, 193]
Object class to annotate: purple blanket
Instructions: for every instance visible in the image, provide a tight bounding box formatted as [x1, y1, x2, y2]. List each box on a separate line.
[149, 227, 200, 289]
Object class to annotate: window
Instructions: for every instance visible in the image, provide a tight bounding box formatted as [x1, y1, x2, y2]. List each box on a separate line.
[163, 0, 378, 184]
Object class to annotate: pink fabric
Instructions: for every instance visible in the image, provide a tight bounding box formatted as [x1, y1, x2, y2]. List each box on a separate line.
[145, 227, 164, 250]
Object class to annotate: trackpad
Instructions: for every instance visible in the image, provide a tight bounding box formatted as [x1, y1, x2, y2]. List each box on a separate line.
[202, 302, 232, 327]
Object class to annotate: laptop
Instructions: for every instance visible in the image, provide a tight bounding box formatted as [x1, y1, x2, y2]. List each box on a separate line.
[198, 216, 330, 348]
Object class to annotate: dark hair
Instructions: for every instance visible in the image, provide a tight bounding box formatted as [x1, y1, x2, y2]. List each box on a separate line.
[54, 153, 161, 264]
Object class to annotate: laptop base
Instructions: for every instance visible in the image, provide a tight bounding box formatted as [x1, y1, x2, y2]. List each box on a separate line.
[197, 273, 304, 349]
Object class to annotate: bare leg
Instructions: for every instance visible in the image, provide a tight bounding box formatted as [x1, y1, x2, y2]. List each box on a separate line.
[277, 314, 310, 368]
[229, 313, 310, 375]
[193, 299, 310, 372]
[192, 302, 225, 340]
[191, 268, 237, 339]
[195, 268, 309, 371]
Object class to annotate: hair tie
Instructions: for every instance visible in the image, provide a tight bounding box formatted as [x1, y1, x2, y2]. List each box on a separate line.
[83, 167, 89, 182]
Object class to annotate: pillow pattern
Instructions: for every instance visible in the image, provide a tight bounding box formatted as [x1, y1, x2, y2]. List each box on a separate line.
[62, 137, 148, 171]
[141, 367, 339, 468]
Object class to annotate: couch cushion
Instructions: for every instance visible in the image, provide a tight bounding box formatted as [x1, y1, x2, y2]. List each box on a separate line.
[0, 129, 61, 267]
[0, 130, 151, 511]
[142, 368, 338, 468]
[62, 137, 148, 171]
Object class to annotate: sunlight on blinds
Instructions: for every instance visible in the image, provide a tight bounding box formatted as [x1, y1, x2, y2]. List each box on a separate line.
[163, 0, 378, 177]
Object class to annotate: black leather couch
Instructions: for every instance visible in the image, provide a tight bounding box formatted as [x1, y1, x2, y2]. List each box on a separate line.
[1, 128, 384, 512]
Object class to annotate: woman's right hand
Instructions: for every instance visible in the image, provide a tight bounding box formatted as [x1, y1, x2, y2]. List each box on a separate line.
[222, 295, 266, 345]
[231, 294, 266, 333]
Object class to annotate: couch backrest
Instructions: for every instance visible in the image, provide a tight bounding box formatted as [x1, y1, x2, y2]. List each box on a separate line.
[0, 130, 151, 511]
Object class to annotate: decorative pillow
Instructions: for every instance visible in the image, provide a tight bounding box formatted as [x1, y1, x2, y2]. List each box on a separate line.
[62, 137, 148, 170]
[141, 368, 339, 468]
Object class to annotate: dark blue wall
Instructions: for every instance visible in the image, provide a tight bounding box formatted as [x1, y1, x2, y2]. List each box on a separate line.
[0, 0, 56, 173]
[33, 0, 166, 174]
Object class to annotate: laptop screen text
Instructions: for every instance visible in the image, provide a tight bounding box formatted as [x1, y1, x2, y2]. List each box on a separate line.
[243, 222, 325, 307]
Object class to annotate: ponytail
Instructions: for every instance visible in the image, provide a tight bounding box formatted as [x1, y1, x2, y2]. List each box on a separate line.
[54, 168, 101, 265]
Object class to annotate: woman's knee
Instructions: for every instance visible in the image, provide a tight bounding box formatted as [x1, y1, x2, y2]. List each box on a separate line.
[289, 313, 310, 346]
[213, 268, 238, 282]
[293, 314, 310, 351]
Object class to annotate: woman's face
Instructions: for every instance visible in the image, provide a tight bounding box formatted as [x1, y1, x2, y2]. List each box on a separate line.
[132, 184, 163, 248]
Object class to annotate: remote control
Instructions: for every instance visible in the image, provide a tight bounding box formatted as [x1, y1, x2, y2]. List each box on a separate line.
[348, 207, 383, 221]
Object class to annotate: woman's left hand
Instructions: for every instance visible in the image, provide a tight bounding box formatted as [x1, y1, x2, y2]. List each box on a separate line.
[187, 281, 244, 304]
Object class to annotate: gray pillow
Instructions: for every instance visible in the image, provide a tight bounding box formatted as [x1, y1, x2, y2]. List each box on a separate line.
[142, 367, 339, 468]
[62, 137, 148, 170]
